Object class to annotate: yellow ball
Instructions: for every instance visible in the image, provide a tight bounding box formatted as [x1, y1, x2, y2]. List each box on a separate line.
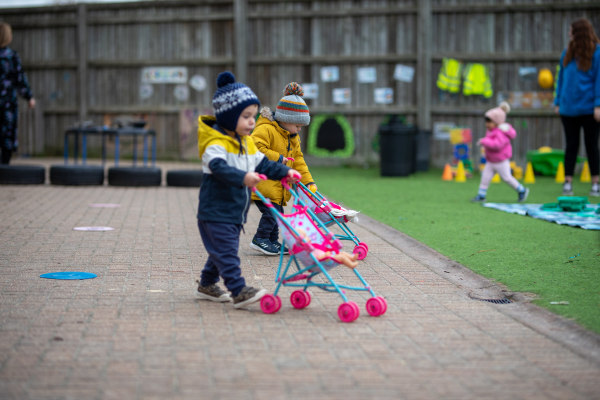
[538, 68, 553, 89]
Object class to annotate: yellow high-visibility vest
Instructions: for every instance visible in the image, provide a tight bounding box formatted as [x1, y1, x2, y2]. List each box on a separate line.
[463, 63, 493, 98]
[437, 58, 462, 93]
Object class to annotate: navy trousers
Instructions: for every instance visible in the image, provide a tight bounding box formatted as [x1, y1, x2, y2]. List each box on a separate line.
[253, 200, 283, 242]
[197, 220, 245, 297]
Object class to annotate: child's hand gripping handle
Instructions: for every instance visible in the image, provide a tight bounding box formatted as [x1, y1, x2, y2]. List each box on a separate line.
[249, 173, 267, 192]
[281, 170, 301, 190]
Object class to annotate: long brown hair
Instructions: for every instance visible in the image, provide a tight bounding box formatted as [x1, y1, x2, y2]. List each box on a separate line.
[0, 23, 12, 48]
[564, 18, 600, 71]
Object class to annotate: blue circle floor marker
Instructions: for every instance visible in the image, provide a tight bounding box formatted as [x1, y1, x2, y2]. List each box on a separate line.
[40, 272, 97, 280]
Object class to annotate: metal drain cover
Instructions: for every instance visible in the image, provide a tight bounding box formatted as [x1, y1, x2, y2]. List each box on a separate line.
[471, 296, 512, 304]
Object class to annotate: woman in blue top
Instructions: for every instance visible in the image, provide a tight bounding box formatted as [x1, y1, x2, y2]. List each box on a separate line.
[554, 18, 600, 197]
[0, 23, 36, 164]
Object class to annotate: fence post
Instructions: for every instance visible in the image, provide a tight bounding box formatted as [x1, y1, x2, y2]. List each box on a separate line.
[77, 4, 88, 123]
[234, 0, 248, 83]
[417, 0, 432, 131]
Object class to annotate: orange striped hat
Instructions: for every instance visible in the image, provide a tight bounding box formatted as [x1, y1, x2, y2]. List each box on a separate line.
[275, 82, 310, 126]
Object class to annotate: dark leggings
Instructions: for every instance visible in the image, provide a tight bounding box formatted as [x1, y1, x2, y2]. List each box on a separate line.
[560, 114, 600, 177]
[254, 200, 284, 242]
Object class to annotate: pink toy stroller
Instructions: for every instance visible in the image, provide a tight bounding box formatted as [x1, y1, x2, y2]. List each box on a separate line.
[252, 179, 387, 323]
[294, 182, 369, 260]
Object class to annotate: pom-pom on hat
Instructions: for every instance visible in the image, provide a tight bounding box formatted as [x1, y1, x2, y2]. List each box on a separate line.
[275, 82, 310, 126]
[212, 71, 260, 132]
[485, 101, 511, 125]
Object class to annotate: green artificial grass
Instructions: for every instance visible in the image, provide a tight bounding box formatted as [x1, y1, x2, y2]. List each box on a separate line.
[311, 166, 600, 334]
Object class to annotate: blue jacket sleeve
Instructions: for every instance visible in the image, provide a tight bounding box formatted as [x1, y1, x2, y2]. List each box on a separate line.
[255, 157, 290, 181]
[208, 158, 246, 187]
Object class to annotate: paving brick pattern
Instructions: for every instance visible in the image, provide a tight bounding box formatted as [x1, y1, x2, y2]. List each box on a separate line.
[1, 160, 599, 399]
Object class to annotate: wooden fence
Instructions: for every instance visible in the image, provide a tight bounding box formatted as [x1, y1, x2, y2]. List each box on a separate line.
[3, 0, 600, 168]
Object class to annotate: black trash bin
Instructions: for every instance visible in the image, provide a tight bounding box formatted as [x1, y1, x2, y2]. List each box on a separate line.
[379, 118, 417, 177]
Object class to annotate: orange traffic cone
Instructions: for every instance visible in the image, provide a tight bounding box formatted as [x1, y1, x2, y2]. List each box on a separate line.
[442, 164, 453, 181]
[455, 161, 467, 182]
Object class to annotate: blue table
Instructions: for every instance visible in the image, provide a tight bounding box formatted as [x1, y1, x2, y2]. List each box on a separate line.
[64, 126, 156, 166]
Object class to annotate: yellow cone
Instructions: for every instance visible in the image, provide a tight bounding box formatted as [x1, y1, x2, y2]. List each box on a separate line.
[555, 161, 565, 183]
[580, 161, 591, 183]
[442, 163, 453, 181]
[524, 162, 535, 184]
[455, 161, 466, 182]
[491, 173, 501, 183]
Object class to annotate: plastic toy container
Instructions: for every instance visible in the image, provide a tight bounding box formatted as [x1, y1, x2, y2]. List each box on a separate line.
[526, 148, 585, 176]
[557, 196, 588, 212]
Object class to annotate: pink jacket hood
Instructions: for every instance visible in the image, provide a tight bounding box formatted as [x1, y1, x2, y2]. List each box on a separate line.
[479, 123, 516, 163]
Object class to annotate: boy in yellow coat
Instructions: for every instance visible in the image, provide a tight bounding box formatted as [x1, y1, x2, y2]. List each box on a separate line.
[250, 82, 317, 255]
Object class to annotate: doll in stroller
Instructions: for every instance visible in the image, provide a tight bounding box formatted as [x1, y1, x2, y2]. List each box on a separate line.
[294, 181, 369, 260]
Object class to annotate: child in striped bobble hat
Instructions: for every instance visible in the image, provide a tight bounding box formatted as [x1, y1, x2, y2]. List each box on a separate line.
[249, 82, 319, 256]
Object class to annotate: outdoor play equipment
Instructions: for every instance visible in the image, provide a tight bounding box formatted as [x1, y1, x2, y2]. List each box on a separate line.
[527, 147, 585, 176]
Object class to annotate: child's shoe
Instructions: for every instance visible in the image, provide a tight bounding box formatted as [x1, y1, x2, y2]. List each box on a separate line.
[471, 194, 486, 202]
[250, 237, 279, 256]
[518, 187, 529, 203]
[590, 183, 599, 197]
[232, 286, 267, 309]
[271, 241, 289, 255]
[196, 281, 231, 302]
[562, 182, 573, 195]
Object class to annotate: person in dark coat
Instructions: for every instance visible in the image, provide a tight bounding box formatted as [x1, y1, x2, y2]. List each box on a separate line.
[0, 22, 35, 164]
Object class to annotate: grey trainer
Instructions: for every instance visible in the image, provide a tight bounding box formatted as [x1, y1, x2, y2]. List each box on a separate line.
[232, 286, 267, 309]
[196, 281, 231, 302]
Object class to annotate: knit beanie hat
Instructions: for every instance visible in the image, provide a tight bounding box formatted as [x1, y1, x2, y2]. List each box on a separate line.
[274, 82, 310, 126]
[485, 101, 511, 125]
[212, 71, 260, 132]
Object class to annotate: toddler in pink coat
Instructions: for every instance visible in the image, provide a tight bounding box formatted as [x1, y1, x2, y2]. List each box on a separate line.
[472, 102, 529, 202]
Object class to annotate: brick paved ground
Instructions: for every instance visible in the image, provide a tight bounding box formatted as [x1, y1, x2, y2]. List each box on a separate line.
[0, 159, 599, 400]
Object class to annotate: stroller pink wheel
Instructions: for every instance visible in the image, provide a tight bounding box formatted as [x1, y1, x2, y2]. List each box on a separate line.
[338, 301, 360, 322]
[350, 301, 360, 317]
[353, 244, 368, 260]
[303, 290, 312, 305]
[260, 294, 282, 314]
[358, 242, 369, 251]
[366, 296, 387, 317]
[290, 290, 311, 309]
